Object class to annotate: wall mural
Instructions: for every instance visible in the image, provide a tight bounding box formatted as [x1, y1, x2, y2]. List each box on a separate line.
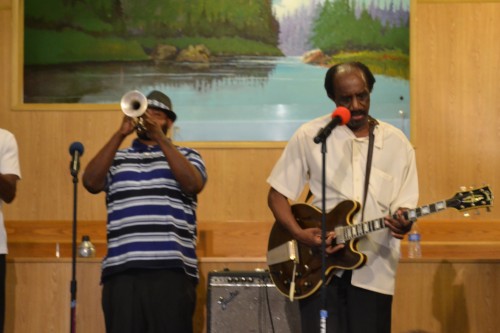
[23, 0, 410, 141]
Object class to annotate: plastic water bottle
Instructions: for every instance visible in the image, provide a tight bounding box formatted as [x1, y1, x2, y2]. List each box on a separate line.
[78, 235, 96, 258]
[407, 223, 422, 258]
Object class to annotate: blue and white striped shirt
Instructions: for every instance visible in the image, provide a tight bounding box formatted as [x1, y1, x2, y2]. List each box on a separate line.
[102, 139, 207, 283]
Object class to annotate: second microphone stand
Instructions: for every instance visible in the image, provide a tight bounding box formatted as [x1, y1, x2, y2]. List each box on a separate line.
[70, 172, 79, 333]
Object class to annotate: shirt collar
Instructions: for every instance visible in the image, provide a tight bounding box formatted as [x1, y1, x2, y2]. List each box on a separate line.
[131, 139, 161, 152]
[347, 121, 383, 149]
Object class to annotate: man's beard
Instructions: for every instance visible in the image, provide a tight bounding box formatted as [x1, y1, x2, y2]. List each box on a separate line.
[347, 109, 368, 131]
[137, 131, 150, 141]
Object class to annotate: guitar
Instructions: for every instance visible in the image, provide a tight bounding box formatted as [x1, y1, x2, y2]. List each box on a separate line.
[267, 186, 493, 300]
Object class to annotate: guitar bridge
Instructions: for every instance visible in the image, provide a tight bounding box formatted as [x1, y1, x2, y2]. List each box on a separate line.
[267, 240, 299, 266]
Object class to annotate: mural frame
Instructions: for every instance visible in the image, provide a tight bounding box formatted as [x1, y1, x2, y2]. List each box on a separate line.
[11, 0, 416, 145]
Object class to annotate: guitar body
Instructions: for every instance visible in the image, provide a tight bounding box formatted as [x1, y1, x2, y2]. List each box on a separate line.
[267, 200, 367, 300]
[267, 186, 493, 300]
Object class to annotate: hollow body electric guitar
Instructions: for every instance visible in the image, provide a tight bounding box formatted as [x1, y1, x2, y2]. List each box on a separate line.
[267, 186, 493, 301]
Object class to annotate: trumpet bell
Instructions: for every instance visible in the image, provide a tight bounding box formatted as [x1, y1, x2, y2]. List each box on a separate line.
[121, 90, 147, 118]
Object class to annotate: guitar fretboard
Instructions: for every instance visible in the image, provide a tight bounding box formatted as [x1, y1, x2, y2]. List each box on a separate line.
[334, 200, 448, 243]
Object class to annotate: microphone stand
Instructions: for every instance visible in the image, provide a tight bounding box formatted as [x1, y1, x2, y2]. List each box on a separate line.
[70, 172, 79, 333]
[318, 137, 328, 333]
[313, 113, 350, 332]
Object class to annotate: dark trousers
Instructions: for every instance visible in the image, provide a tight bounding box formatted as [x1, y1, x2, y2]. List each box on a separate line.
[0, 255, 4, 333]
[299, 270, 392, 333]
[102, 268, 196, 333]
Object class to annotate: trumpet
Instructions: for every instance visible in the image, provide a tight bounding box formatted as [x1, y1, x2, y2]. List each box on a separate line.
[120, 90, 148, 133]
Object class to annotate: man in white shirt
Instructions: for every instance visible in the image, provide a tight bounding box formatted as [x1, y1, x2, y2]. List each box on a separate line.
[267, 62, 418, 333]
[0, 128, 21, 333]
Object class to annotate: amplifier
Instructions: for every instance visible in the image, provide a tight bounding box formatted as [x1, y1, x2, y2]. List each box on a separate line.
[207, 270, 301, 333]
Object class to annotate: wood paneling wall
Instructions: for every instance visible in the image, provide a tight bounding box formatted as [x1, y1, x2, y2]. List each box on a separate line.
[6, 258, 500, 333]
[412, 0, 500, 216]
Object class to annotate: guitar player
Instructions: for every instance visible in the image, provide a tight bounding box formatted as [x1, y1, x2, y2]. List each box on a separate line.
[267, 62, 418, 333]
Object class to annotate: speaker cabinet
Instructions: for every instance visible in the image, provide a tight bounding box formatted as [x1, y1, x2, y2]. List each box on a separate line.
[207, 270, 301, 333]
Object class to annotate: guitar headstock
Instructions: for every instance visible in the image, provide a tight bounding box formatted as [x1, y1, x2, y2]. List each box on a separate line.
[446, 185, 494, 214]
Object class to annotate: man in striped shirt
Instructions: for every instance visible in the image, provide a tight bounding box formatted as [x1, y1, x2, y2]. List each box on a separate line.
[83, 90, 207, 333]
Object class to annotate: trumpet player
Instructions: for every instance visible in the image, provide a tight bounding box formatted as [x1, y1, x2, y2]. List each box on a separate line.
[83, 90, 207, 333]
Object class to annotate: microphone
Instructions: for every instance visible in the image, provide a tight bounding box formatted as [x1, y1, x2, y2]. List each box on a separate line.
[313, 107, 351, 144]
[69, 142, 84, 177]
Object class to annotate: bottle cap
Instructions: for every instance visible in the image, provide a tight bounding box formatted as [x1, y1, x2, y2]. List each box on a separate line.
[408, 233, 421, 241]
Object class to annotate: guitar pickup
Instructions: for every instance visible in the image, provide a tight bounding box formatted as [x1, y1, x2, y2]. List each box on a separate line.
[267, 240, 299, 266]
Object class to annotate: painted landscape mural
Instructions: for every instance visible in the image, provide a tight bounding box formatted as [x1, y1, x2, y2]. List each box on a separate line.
[24, 0, 410, 141]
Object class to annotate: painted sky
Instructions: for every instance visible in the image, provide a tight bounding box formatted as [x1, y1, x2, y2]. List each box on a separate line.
[273, 0, 409, 19]
[273, 0, 318, 19]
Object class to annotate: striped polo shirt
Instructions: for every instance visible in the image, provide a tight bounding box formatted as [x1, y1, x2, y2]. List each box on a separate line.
[102, 139, 207, 283]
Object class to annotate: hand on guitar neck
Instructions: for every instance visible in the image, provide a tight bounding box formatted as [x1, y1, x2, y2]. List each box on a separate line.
[383, 208, 414, 239]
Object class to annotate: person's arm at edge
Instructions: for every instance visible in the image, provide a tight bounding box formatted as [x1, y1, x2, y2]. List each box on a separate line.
[0, 174, 19, 203]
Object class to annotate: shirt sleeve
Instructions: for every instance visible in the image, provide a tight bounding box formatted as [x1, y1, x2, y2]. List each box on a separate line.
[267, 129, 309, 201]
[0, 131, 21, 178]
[184, 148, 208, 183]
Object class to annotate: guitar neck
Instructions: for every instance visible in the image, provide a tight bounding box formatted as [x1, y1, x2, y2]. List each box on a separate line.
[334, 200, 448, 244]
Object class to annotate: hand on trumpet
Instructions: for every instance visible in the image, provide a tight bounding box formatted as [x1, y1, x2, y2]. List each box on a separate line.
[119, 90, 172, 143]
[119, 115, 137, 137]
[138, 110, 168, 141]
[120, 109, 170, 143]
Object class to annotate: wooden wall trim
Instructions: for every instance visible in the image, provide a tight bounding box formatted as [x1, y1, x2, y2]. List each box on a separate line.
[6, 220, 500, 259]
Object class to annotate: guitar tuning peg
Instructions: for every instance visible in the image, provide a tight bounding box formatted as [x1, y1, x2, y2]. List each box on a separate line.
[463, 211, 470, 217]
[459, 186, 467, 192]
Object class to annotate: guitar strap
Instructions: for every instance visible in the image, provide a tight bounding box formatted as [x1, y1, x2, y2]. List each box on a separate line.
[360, 116, 378, 222]
[305, 188, 313, 203]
